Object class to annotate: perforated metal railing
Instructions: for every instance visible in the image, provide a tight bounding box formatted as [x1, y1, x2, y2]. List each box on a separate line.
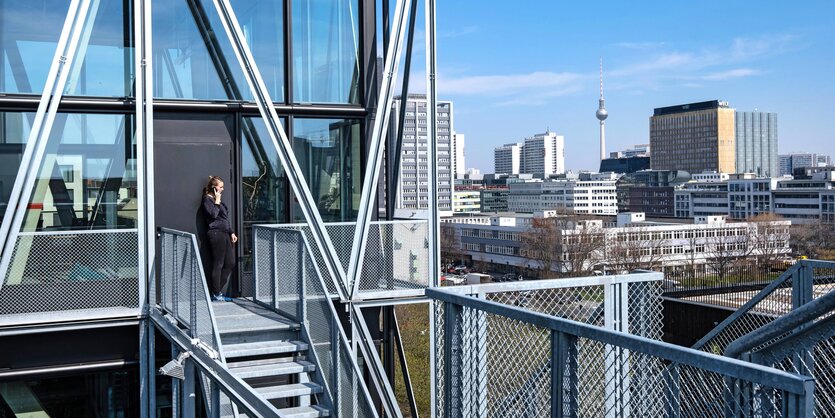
[251, 225, 384, 417]
[692, 259, 835, 416]
[429, 287, 817, 418]
[156, 228, 239, 418]
[446, 273, 664, 341]
[254, 220, 430, 301]
[0, 229, 140, 325]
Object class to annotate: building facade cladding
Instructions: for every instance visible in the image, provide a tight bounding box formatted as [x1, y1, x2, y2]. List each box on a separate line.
[728, 178, 778, 220]
[674, 183, 730, 218]
[494, 143, 522, 174]
[772, 178, 835, 224]
[778, 152, 833, 176]
[650, 101, 736, 174]
[599, 156, 651, 174]
[735, 111, 778, 177]
[507, 180, 618, 215]
[452, 189, 481, 213]
[480, 188, 509, 212]
[391, 95, 454, 210]
[0, 0, 400, 412]
[452, 215, 791, 273]
[452, 132, 466, 177]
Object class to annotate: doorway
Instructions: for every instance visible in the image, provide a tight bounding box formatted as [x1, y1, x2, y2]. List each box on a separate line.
[153, 113, 238, 295]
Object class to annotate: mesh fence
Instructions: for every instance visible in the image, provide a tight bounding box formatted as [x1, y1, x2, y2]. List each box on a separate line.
[433, 295, 809, 418]
[0, 230, 140, 318]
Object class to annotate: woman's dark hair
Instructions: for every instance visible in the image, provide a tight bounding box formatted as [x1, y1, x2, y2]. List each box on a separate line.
[203, 176, 223, 196]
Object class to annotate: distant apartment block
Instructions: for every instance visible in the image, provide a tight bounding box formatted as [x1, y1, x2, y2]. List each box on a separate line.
[735, 111, 778, 177]
[650, 100, 736, 174]
[452, 188, 481, 213]
[779, 152, 832, 176]
[507, 174, 618, 215]
[616, 170, 691, 217]
[609, 144, 651, 159]
[494, 131, 565, 175]
[389, 94, 459, 211]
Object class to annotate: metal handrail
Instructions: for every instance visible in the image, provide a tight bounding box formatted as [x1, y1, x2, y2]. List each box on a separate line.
[725, 287, 835, 358]
[441, 272, 661, 296]
[691, 262, 801, 350]
[428, 287, 815, 402]
[252, 225, 387, 417]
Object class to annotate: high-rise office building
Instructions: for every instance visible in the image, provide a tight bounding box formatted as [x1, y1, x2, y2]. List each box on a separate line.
[522, 131, 565, 176]
[452, 132, 466, 177]
[493, 131, 565, 176]
[389, 94, 457, 211]
[779, 152, 833, 176]
[735, 111, 778, 177]
[650, 100, 736, 174]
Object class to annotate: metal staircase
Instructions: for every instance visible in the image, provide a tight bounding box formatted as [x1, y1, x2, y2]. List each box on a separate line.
[214, 299, 330, 417]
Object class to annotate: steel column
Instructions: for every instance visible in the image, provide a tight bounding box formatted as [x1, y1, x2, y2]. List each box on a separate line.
[425, 0, 440, 288]
[209, 0, 349, 300]
[347, 0, 413, 298]
[0, 0, 90, 284]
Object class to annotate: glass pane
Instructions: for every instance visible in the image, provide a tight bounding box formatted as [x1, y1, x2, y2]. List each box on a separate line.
[152, 0, 251, 100]
[0, 1, 72, 94]
[241, 116, 287, 275]
[64, 0, 133, 97]
[22, 113, 137, 231]
[292, 118, 361, 222]
[0, 112, 34, 222]
[292, 0, 360, 104]
[231, 0, 285, 102]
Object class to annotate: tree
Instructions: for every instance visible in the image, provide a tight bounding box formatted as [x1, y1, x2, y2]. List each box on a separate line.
[440, 224, 464, 269]
[747, 213, 791, 272]
[606, 226, 669, 273]
[520, 210, 606, 279]
[790, 221, 835, 261]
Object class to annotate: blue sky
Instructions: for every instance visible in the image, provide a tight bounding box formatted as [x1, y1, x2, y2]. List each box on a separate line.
[431, 1, 835, 172]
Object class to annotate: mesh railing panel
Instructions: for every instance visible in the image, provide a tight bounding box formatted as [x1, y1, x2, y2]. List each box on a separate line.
[357, 221, 430, 295]
[433, 291, 809, 418]
[0, 230, 139, 318]
[253, 227, 274, 307]
[485, 286, 606, 325]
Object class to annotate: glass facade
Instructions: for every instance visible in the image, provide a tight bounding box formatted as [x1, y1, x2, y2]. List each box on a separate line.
[292, 0, 360, 104]
[22, 113, 137, 231]
[292, 118, 361, 222]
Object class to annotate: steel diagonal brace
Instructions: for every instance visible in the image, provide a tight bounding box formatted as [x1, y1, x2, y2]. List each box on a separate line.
[210, 0, 349, 300]
[346, 0, 413, 299]
[0, 0, 94, 286]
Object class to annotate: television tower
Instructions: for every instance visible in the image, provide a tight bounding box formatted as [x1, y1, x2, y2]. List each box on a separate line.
[596, 58, 608, 162]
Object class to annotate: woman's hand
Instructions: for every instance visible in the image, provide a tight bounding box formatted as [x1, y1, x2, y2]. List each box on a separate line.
[231, 233, 238, 244]
[214, 190, 222, 204]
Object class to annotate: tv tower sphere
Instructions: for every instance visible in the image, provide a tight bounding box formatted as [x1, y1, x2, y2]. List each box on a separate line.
[596, 106, 608, 121]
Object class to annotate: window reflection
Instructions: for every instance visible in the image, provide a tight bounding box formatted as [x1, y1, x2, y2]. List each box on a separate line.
[293, 118, 361, 222]
[0, 1, 71, 95]
[232, 0, 286, 102]
[0, 0, 133, 97]
[152, 0, 251, 101]
[22, 113, 137, 231]
[292, 0, 360, 104]
[0, 112, 33, 221]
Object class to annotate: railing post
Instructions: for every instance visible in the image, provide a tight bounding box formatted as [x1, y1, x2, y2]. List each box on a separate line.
[604, 281, 630, 417]
[252, 226, 260, 304]
[551, 331, 578, 418]
[182, 356, 196, 418]
[273, 231, 279, 311]
[662, 364, 680, 418]
[332, 315, 341, 416]
[791, 261, 815, 377]
[443, 301, 462, 417]
[171, 346, 181, 418]
[172, 235, 179, 318]
[298, 231, 306, 322]
[210, 381, 221, 418]
[782, 378, 815, 418]
[190, 245, 197, 337]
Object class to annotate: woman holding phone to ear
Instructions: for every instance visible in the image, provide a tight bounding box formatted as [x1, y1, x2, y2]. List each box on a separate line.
[202, 176, 237, 302]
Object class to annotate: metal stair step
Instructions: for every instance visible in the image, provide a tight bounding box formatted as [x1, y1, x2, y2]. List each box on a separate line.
[224, 340, 308, 358]
[229, 360, 315, 379]
[254, 382, 323, 400]
[217, 313, 299, 334]
[277, 405, 330, 417]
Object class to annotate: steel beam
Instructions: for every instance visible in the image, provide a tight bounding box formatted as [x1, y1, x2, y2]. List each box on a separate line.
[347, 0, 412, 299]
[209, 0, 350, 300]
[0, 0, 89, 285]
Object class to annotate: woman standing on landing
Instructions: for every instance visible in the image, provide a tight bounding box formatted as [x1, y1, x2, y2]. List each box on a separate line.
[202, 176, 237, 301]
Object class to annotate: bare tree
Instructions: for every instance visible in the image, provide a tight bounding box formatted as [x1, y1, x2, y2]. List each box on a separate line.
[520, 210, 607, 279]
[606, 226, 669, 273]
[790, 221, 835, 261]
[561, 222, 606, 277]
[747, 214, 791, 271]
[520, 216, 562, 279]
[440, 224, 464, 269]
[704, 226, 750, 282]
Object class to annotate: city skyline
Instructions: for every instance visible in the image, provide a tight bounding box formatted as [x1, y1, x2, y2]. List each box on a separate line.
[435, 1, 835, 173]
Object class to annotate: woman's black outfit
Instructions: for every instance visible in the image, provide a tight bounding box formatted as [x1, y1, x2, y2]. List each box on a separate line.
[202, 195, 235, 296]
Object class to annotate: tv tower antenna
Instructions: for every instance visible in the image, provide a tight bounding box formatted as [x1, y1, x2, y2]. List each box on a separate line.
[596, 58, 608, 162]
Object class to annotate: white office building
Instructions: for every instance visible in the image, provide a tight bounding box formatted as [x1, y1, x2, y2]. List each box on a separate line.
[390, 94, 458, 211]
[493, 131, 565, 175]
[507, 176, 618, 215]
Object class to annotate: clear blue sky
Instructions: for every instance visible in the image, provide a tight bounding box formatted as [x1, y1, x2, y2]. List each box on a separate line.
[431, 1, 835, 172]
